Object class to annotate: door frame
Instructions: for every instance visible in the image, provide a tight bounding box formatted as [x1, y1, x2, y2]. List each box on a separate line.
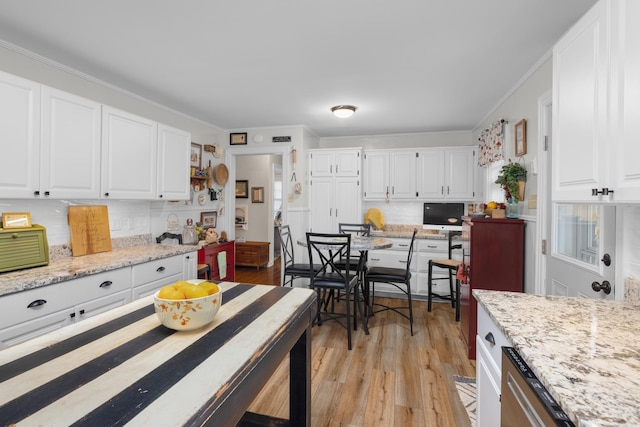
[535, 90, 552, 295]
[226, 144, 290, 248]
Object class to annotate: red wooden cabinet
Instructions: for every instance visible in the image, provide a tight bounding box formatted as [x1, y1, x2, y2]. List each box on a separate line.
[198, 241, 235, 282]
[460, 218, 524, 360]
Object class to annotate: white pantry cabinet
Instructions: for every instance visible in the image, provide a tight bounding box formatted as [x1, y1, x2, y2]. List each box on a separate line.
[41, 86, 102, 199]
[0, 71, 41, 198]
[102, 106, 158, 199]
[553, 0, 640, 202]
[309, 149, 362, 233]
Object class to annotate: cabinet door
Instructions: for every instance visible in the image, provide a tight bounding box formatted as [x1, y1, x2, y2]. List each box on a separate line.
[308, 151, 334, 177]
[310, 177, 334, 232]
[41, 86, 102, 199]
[552, 0, 610, 202]
[363, 151, 389, 200]
[102, 106, 158, 199]
[334, 177, 361, 227]
[390, 151, 417, 199]
[612, 0, 640, 201]
[334, 150, 360, 177]
[183, 251, 198, 280]
[475, 337, 502, 427]
[417, 149, 445, 199]
[157, 124, 190, 200]
[446, 148, 475, 200]
[0, 71, 41, 198]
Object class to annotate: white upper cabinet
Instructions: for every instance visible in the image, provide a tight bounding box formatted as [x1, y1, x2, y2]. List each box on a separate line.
[445, 147, 476, 200]
[363, 150, 391, 200]
[417, 149, 445, 199]
[553, 0, 640, 202]
[390, 151, 417, 199]
[308, 149, 360, 178]
[41, 86, 102, 199]
[157, 124, 190, 200]
[0, 71, 41, 198]
[364, 147, 476, 201]
[101, 106, 158, 199]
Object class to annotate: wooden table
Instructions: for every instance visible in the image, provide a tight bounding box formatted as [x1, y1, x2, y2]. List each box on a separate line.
[0, 283, 316, 427]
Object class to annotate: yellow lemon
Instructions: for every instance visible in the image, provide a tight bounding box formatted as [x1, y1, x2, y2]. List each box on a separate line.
[172, 280, 191, 290]
[199, 282, 220, 295]
[181, 284, 208, 299]
[487, 201, 498, 209]
[158, 285, 186, 300]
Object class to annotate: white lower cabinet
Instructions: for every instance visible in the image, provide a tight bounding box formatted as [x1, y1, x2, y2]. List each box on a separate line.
[367, 238, 417, 295]
[415, 239, 449, 296]
[0, 251, 196, 349]
[131, 254, 186, 299]
[476, 303, 511, 427]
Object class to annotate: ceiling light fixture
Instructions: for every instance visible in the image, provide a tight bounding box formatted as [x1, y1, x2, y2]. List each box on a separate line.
[331, 105, 357, 118]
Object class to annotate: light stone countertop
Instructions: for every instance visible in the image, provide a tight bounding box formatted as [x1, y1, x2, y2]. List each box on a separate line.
[474, 290, 640, 427]
[0, 242, 199, 297]
[370, 224, 447, 240]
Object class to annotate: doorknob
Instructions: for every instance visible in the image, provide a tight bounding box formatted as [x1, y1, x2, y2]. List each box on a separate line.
[592, 281, 612, 295]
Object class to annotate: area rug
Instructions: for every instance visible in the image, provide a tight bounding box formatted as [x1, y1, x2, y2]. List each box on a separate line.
[454, 375, 477, 427]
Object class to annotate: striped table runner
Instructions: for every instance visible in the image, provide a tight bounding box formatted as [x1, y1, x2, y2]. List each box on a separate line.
[0, 282, 316, 427]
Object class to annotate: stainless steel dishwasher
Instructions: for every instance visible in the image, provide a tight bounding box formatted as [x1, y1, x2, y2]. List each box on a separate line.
[501, 347, 575, 427]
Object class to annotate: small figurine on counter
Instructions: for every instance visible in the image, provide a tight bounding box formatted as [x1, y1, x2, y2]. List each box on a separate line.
[219, 231, 228, 242]
[205, 227, 218, 244]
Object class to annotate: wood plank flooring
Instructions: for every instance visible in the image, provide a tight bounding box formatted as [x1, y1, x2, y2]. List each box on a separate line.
[234, 259, 476, 427]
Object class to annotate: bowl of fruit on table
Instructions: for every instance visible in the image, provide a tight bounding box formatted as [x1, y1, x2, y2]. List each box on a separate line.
[153, 280, 222, 331]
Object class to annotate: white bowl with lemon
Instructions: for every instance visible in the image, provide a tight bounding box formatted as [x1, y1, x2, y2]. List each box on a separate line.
[153, 279, 222, 331]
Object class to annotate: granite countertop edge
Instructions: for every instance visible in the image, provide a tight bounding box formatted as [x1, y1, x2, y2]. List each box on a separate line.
[474, 289, 640, 427]
[0, 243, 200, 297]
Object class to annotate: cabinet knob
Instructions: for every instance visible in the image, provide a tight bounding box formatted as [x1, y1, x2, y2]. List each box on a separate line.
[484, 332, 495, 345]
[27, 299, 47, 308]
[104, 192, 110, 197]
[34, 190, 40, 196]
[44, 191, 50, 196]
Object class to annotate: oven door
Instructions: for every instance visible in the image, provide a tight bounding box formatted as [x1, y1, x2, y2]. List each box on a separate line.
[500, 347, 574, 427]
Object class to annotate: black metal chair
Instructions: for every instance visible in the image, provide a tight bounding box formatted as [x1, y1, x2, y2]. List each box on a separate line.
[365, 229, 417, 336]
[278, 225, 320, 287]
[427, 231, 463, 321]
[306, 232, 369, 350]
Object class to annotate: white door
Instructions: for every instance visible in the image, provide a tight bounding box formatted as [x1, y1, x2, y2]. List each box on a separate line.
[309, 177, 334, 232]
[547, 122, 616, 299]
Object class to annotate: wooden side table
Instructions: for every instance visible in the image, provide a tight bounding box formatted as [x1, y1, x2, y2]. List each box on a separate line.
[236, 241, 270, 270]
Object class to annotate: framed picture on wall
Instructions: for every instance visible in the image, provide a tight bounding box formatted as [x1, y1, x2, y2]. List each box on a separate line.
[235, 180, 249, 198]
[190, 142, 202, 168]
[230, 132, 248, 145]
[514, 119, 527, 157]
[251, 187, 264, 203]
[200, 211, 217, 228]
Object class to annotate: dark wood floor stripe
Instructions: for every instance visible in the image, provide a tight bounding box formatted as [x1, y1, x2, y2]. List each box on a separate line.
[73, 286, 291, 426]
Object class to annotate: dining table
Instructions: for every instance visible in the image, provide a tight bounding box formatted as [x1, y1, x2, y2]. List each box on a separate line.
[0, 282, 317, 427]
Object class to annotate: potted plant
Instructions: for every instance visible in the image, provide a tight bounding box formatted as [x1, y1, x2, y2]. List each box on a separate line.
[495, 160, 527, 201]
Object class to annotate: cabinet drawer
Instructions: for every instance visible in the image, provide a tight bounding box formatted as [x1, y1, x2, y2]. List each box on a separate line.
[383, 238, 415, 251]
[131, 255, 182, 286]
[368, 250, 416, 271]
[0, 309, 73, 350]
[417, 239, 449, 252]
[71, 268, 131, 300]
[0, 281, 83, 329]
[477, 303, 510, 368]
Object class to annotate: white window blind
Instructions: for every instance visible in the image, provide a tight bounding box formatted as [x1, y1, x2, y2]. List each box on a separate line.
[486, 159, 505, 203]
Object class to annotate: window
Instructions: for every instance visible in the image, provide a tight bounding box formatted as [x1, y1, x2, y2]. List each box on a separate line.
[485, 159, 505, 203]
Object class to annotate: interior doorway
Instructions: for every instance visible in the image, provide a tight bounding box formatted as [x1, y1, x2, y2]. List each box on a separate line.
[227, 145, 289, 268]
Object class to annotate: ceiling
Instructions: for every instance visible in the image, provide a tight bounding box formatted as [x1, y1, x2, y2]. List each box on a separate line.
[0, 0, 597, 138]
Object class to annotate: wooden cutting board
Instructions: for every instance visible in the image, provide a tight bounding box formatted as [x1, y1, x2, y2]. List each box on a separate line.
[68, 205, 112, 256]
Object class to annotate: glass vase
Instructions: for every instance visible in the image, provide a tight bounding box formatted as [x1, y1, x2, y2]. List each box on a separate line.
[506, 198, 519, 219]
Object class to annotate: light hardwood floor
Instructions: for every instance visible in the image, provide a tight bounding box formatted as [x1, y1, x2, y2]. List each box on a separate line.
[235, 259, 476, 427]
